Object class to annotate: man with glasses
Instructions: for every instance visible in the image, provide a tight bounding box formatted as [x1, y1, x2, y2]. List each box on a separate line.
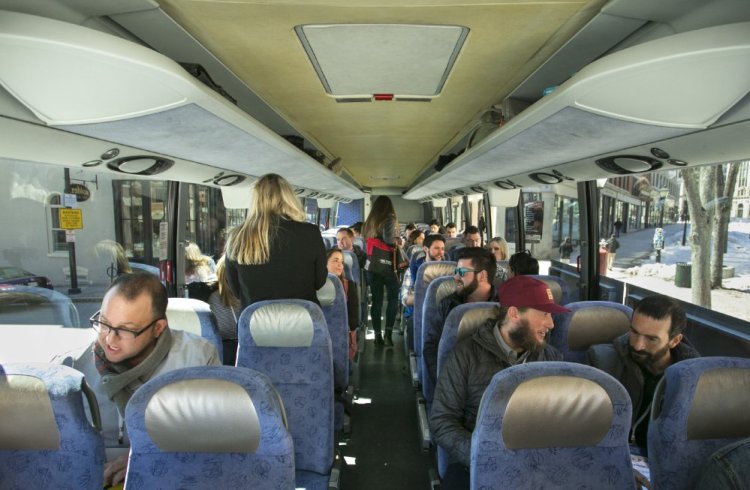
[73, 272, 220, 486]
[430, 276, 568, 489]
[423, 247, 497, 391]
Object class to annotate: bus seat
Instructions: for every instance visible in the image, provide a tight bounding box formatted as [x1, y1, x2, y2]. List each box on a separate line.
[342, 249, 361, 284]
[317, 274, 350, 433]
[237, 300, 335, 488]
[413, 261, 456, 385]
[123, 366, 294, 489]
[648, 357, 750, 490]
[353, 236, 365, 252]
[0, 362, 105, 489]
[166, 297, 223, 364]
[127, 262, 160, 276]
[528, 274, 571, 306]
[0, 285, 80, 327]
[471, 362, 634, 489]
[421, 276, 457, 402]
[434, 302, 498, 479]
[550, 301, 632, 363]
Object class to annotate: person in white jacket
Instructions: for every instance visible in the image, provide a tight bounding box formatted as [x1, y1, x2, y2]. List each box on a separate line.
[73, 271, 220, 487]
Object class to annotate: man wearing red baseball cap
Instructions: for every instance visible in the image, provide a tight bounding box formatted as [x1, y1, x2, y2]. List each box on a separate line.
[430, 275, 570, 490]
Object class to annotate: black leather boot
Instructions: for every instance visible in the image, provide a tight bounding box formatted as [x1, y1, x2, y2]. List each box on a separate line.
[374, 332, 384, 346]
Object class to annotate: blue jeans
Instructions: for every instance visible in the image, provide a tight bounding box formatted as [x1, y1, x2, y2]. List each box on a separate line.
[367, 271, 399, 334]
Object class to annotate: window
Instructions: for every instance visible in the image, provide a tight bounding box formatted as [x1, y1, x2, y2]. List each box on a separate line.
[46, 192, 67, 255]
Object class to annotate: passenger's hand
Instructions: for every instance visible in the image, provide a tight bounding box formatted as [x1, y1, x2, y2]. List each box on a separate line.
[633, 468, 651, 489]
[104, 454, 128, 487]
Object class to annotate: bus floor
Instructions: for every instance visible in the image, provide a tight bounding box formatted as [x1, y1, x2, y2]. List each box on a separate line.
[339, 326, 434, 489]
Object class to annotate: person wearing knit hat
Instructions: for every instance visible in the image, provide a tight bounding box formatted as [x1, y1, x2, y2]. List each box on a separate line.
[429, 275, 569, 490]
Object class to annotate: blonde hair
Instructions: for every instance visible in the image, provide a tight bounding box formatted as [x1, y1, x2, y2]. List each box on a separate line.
[215, 256, 240, 307]
[185, 241, 210, 276]
[95, 240, 132, 275]
[225, 173, 305, 264]
[489, 237, 509, 261]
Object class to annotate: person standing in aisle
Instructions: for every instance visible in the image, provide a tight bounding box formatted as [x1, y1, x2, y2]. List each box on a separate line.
[224, 173, 327, 309]
[363, 196, 401, 346]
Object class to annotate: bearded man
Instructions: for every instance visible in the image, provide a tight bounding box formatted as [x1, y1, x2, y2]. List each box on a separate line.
[430, 275, 568, 489]
[423, 247, 497, 389]
[587, 294, 699, 455]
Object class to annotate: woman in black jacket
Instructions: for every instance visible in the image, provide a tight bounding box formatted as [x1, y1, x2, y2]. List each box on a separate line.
[362, 196, 400, 346]
[224, 173, 327, 309]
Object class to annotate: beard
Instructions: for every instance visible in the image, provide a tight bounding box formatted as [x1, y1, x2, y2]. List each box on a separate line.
[456, 275, 478, 300]
[629, 344, 670, 368]
[508, 317, 545, 354]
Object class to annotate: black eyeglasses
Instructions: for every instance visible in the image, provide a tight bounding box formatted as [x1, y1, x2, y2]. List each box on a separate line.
[454, 267, 480, 277]
[89, 311, 163, 339]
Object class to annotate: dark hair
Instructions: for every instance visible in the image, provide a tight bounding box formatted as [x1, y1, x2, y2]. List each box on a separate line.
[509, 250, 539, 275]
[429, 219, 441, 226]
[406, 229, 424, 247]
[424, 233, 445, 249]
[326, 247, 344, 260]
[362, 196, 397, 239]
[634, 295, 687, 338]
[350, 222, 363, 233]
[337, 227, 354, 238]
[446, 222, 457, 229]
[405, 223, 417, 232]
[456, 247, 497, 279]
[107, 271, 168, 318]
[464, 225, 480, 236]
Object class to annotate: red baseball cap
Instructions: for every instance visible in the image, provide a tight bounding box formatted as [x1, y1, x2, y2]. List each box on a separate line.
[498, 276, 571, 314]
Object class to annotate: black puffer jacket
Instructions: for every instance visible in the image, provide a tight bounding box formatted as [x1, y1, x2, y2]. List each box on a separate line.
[430, 319, 562, 467]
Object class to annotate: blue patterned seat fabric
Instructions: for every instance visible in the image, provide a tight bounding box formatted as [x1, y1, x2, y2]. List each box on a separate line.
[166, 297, 224, 364]
[420, 275, 457, 403]
[471, 362, 635, 490]
[434, 302, 498, 479]
[549, 301, 633, 363]
[413, 261, 456, 380]
[237, 299, 334, 489]
[342, 250, 361, 284]
[124, 365, 295, 489]
[317, 274, 350, 432]
[648, 356, 750, 490]
[0, 285, 80, 327]
[0, 362, 105, 490]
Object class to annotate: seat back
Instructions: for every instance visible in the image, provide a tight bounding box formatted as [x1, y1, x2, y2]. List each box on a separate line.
[528, 274, 571, 306]
[413, 261, 456, 376]
[317, 275, 350, 389]
[435, 302, 498, 478]
[471, 362, 634, 490]
[342, 250, 361, 284]
[166, 297, 223, 364]
[420, 276, 457, 400]
[0, 285, 80, 327]
[128, 262, 160, 276]
[124, 366, 294, 489]
[0, 362, 105, 489]
[236, 299, 334, 480]
[648, 357, 750, 490]
[549, 301, 632, 363]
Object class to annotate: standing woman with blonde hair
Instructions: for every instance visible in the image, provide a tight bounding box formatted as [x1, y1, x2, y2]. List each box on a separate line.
[363, 195, 400, 346]
[224, 173, 327, 309]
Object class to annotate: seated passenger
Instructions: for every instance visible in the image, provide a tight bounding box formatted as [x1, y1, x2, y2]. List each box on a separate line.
[430, 275, 568, 490]
[487, 236, 509, 282]
[449, 225, 482, 260]
[423, 247, 498, 389]
[208, 256, 241, 365]
[445, 222, 458, 238]
[429, 219, 442, 235]
[508, 249, 539, 277]
[405, 229, 425, 259]
[587, 294, 699, 455]
[696, 436, 750, 489]
[185, 241, 216, 283]
[72, 272, 221, 486]
[327, 248, 360, 360]
[337, 226, 366, 269]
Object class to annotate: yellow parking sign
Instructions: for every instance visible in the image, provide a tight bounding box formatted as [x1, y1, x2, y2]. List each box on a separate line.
[59, 208, 83, 230]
